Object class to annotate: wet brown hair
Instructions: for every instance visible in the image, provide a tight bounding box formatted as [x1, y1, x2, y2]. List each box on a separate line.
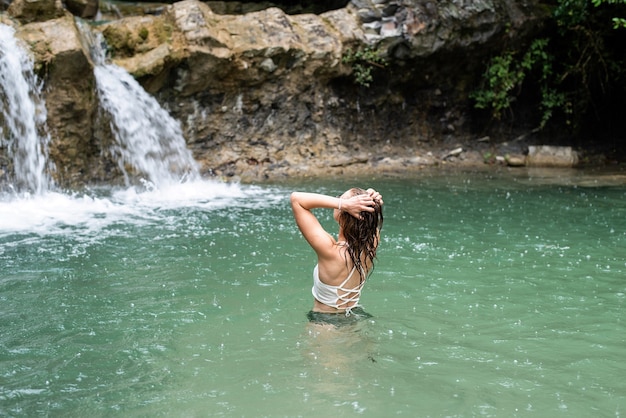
[338, 188, 384, 282]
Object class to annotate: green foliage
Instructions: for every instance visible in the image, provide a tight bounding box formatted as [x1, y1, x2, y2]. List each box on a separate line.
[138, 26, 149, 41]
[482, 151, 496, 164]
[613, 17, 626, 28]
[591, 0, 626, 27]
[470, 52, 519, 119]
[342, 46, 387, 87]
[472, 0, 625, 133]
[471, 39, 567, 128]
[553, 0, 590, 29]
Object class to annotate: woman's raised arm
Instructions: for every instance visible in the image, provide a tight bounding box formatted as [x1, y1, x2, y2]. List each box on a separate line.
[290, 191, 378, 255]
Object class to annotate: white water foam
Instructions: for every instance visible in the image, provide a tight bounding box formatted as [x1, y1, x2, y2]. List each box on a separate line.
[0, 191, 141, 236]
[0, 180, 283, 238]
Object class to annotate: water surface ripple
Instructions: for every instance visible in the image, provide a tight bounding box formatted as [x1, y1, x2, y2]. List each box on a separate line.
[0, 171, 624, 417]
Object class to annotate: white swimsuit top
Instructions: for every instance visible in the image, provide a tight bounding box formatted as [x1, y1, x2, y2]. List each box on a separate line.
[312, 264, 366, 316]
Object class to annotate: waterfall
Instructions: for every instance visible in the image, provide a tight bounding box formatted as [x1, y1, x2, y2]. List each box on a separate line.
[0, 24, 51, 195]
[0, 22, 245, 238]
[81, 23, 200, 189]
[95, 65, 200, 188]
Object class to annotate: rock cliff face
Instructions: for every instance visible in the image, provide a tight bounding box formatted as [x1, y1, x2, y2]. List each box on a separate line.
[1, 0, 548, 186]
[13, 15, 104, 185]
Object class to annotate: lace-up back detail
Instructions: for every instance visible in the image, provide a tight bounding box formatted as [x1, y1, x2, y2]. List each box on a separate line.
[312, 264, 366, 316]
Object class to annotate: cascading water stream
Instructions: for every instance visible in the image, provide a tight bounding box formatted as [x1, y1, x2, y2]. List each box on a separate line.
[80, 22, 200, 189]
[0, 23, 51, 195]
[0, 22, 245, 235]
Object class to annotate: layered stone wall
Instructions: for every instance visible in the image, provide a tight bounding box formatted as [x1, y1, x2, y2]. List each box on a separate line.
[1, 0, 549, 186]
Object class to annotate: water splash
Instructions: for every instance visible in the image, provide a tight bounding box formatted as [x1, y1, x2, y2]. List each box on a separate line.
[0, 181, 280, 238]
[0, 23, 51, 194]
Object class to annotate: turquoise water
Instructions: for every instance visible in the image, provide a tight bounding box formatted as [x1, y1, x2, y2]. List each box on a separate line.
[0, 169, 624, 417]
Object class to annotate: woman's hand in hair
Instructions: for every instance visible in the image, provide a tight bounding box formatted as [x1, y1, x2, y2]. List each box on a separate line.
[341, 192, 376, 219]
[367, 188, 383, 206]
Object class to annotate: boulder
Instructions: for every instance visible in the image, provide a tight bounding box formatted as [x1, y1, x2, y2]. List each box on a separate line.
[526, 145, 579, 168]
[16, 16, 105, 186]
[355, 0, 547, 58]
[64, 0, 98, 19]
[7, 0, 65, 24]
[97, 0, 365, 93]
[505, 154, 526, 167]
[164, 0, 358, 95]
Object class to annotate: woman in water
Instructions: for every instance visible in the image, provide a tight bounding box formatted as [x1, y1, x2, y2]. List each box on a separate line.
[290, 188, 383, 322]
